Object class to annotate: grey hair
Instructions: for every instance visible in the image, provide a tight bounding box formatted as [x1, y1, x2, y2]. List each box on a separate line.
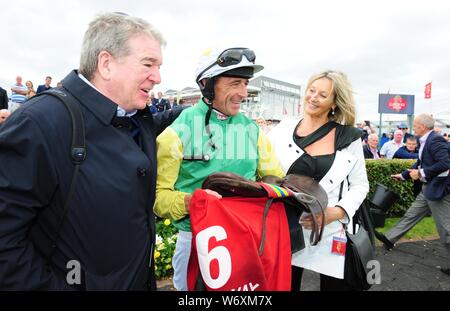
[416, 113, 435, 129]
[303, 70, 356, 126]
[79, 12, 166, 80]
[368, 133, 378, 140]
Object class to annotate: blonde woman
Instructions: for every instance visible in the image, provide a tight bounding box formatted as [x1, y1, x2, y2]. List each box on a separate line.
[268, 70, 369, 291]
[25, 80, 36, 99]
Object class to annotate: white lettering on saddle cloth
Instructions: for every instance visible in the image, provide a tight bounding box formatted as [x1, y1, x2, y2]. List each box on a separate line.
[231, 282, 260, 291]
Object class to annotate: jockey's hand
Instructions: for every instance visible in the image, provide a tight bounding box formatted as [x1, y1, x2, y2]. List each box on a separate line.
[204, 189, 222, 199]
[184, 190, 222, 213]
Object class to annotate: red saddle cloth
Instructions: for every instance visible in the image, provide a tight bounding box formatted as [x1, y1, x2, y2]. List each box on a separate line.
[187, 189, 291, 291]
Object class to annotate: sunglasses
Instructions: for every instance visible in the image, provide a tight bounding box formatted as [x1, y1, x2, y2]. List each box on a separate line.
[197, 48, 256, 81]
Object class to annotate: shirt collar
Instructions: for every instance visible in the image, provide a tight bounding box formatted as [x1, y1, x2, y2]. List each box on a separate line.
[78, 73, 137, 117]
[419, 130, 432, 144]
[61, 70, 116, 125]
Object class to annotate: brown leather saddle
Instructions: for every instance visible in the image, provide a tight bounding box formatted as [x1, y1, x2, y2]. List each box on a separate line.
[202, 172, 327, 253]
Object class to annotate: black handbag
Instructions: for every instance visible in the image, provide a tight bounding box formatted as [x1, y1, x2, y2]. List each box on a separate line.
[339, 182, 376, 291]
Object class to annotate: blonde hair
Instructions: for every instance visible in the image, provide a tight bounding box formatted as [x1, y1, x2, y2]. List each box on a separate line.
[303, 70, 356, 126]
[26, 80, 34, 89]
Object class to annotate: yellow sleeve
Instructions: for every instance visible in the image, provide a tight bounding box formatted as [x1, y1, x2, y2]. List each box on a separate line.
[256, 130, 286, 179]
[154, 127, 189, 220]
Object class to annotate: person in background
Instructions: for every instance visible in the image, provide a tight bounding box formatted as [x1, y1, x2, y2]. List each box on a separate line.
[434, 127, 443, 136]
[256, 117, 270, 133]
[268, 70, 369, 291]
[393, 136, 418, 159]
[25, 80, 36, 99]
[154, 91, 171, 112]
[380, 129, 403, 159]
[0, 109, 11, 124]
[36, 76, 53, 94]
[379, 132, 390, 148]
[398, 122, 414, 143]
[443, 133, 450, 143]
[363, 133, 380, 159]
[384, 114, 450, 279]
[0, 86, 8, 110]
[169, 97, 178, 109]
[356, 120, 374, 143]
[10, 75, 27, 111]
[146, 94, 157, 114]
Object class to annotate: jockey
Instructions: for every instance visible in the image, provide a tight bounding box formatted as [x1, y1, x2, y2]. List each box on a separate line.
[153, 47, 284, 290]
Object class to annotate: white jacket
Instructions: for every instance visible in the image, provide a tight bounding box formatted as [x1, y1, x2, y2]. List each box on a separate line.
[268, 118, 369, 279]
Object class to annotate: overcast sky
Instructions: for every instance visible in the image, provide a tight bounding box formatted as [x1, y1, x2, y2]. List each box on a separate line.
[1, 0, 450, 121]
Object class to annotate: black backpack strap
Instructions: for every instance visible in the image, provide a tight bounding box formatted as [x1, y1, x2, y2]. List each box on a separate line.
[31, 89, 86, 261]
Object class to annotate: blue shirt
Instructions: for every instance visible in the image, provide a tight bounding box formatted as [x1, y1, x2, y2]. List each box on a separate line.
[10, 83, 27, 103]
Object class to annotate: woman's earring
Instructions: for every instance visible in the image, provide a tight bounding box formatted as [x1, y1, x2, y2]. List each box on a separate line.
[331, 108, 335, 116]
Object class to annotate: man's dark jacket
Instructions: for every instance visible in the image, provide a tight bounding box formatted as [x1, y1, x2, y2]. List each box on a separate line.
[152, 98, 171, 112]
[0, 86, 8, 110]
[36, 84, 52, 94]
[363, 144, 380, 159]
[393, 146, 418, 159]
[401, 131, 450, 201]
[0, 70, 181, 290]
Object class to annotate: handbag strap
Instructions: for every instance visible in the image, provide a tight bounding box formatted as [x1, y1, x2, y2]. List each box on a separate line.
[339, 179, 376, 245]
[338, 178, 357, 233]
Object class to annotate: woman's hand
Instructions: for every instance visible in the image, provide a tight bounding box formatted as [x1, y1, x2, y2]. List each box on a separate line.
[299, 206, 346, 230]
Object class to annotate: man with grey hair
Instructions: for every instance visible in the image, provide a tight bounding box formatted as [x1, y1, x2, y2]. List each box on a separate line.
[0, 13, 181, 290]
[385, 114, 450, 276]
[380, 129, 404, 159]
[10, 75, 27, 111]
[363, 133, 380, 159]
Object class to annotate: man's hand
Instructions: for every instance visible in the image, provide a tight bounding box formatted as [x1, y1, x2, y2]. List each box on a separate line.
[391, 174, 403, 181]
[408, 169, 420, 181]
[184, 194, 192, 213]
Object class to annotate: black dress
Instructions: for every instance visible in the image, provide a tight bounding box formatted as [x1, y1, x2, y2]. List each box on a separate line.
[289, 120, 362, 291]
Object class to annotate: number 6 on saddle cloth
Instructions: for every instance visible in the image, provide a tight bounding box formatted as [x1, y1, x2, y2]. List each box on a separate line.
[201, 172, 328, 254]
[187, 172, 327, 291]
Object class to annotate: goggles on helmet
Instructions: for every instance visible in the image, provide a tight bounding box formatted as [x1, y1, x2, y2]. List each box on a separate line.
[217, 48, 256, 67]
[196, 48, 256, 82]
